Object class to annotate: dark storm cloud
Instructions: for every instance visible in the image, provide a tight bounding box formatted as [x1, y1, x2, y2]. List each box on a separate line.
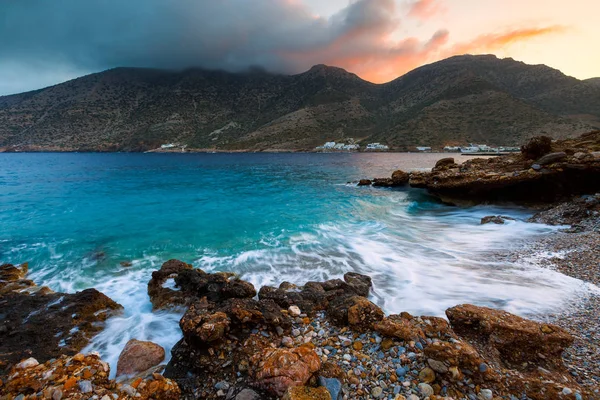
[1, 0, 397, 72]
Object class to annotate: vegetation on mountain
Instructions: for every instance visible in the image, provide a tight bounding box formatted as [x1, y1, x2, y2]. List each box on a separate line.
[0, 55, 598, 152]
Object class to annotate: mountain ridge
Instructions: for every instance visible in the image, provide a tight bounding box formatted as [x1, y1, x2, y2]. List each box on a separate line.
[1, 54, 598, 152]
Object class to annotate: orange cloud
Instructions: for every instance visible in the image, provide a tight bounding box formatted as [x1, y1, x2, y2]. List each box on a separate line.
[407, 0, 443, 20]
[449, 26, 567, 55]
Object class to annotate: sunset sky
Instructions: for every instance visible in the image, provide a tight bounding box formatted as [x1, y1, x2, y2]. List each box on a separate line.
[0, 0, 598, 95]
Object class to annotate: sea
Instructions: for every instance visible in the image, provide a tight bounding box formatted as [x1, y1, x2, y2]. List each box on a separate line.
[0, 152, 593, 375]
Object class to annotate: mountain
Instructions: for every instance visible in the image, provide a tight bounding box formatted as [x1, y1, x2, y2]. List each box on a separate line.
[0, 55, 598, 152]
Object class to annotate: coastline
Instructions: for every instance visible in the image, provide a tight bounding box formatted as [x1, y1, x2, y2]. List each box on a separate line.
[2, 133, 600, 399]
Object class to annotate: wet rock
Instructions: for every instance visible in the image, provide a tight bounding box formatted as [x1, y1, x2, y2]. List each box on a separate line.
[282, 386, 332, 400]
[116, 339, 165, 377]
[0, 264, 122, 375]
[148, 259, 257, 310]
[327, 296, 383, 331]
[16, 357, 39, 369]
[536, 151, 567, 166]
[481, 215, 515, 225]
[373, 314, 424, 341]
[521, 136, 552, 159]
[357, 179, 372, 186]
[446, 304, 573, 370]
[258, 272, 373, 315]
[250, 346, 321, 397]
[391, 170, 410, 185]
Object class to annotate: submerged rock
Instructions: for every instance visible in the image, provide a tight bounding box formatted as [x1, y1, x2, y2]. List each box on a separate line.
[116, 339, 165, 377]
[481, 215, 515, 224]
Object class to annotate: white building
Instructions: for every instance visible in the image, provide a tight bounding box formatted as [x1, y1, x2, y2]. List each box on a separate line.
[366, 143, 389, 151]
[416, 146, 432, 152]
[161, 143, 176, 149]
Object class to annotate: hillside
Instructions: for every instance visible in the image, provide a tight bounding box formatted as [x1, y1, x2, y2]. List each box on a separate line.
[0, 55, 598, 151]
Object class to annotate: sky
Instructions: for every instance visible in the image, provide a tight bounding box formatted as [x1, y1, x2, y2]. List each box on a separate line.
[0, 0, 598, 95]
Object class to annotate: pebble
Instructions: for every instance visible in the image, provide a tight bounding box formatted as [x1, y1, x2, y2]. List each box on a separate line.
[343, 354, 352, 361]
[562, 387, 573, 395]
[16, 358, 39, 369]
[79, 380, 93, 393]
[418, 367, 435, 383]
[319, 376, 342, 400]
[428, 358, 448, 373]
[281, 336, 293, 347]
[395, 366, 407, 376]
[292, 329, 301, 337]
[121, 385, 136, 396]
[52, 389, 63, 400]
[371, 387, 383, 398]
[288, 306, 301, 317]
[479, 389, 493, 400]
[215, 381, 230, 390]
[418, 383, 434, 397]
[479, 363, 488, 373]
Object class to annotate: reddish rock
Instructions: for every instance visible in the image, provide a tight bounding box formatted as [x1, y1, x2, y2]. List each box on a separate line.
[250, 346, 321, 397]
[433, 157, 457, 171]
[446, 304, 573, 370]
[357, 179, 372, 186]
[282, 386, 332, 400]
[116, 339, 166, 377]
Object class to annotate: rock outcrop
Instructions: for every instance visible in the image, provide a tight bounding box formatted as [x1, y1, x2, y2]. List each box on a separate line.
[0, 263, 122, 377]
[116, 339, 166, 378]
[409, 131, 600, 204]
[148, 259, 257, 310]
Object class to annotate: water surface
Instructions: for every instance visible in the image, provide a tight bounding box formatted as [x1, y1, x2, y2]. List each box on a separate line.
[0, 152, 591, 373]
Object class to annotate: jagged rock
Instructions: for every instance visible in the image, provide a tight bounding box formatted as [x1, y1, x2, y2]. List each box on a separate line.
[0, 264, 122, 376]
[181, 297, 290, 345]
[116, 339, 165, 377]
[357, 179, 372, 186]
[148, 259, 256, 309]
[481, 215, 515, 225]
[446, 304, 573, 370]
[250, 346, 321, 397]
[528, 194, 600, 228]
[282, 386, 332, 400]
[258, 272, 373, 315]
[327, 296, 383, 331]
[371, 170, 410, 188]
[521, 136, 552, 159]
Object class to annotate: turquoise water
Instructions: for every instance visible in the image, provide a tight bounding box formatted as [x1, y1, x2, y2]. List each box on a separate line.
[0, 153, 592, 373]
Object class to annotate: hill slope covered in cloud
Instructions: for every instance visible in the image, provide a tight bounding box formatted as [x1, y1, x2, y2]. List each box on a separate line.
[0, 55, 598, 152]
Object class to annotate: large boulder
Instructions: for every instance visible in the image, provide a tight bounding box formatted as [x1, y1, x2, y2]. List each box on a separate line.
[446, 304, 573, 370]
[374, 313, 453, 341]
[116, 339, 165, 377]
[433, 157, 457, 171]
[148, 259, 256, 309]
[250, 346, 321, 397]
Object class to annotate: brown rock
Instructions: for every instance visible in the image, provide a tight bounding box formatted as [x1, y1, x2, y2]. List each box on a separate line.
[282, 386, 331, 400]
[521, 136, 552, 159]
[327, 296, 383, 331]
[391, 170, 410, 185]
[480, 215, 515, 225]
[116, 339, 166, 377]
[373, 315, 424, 341]
[357, 179, 372, 186]
[446, 304, 573, 370]
[250, 346, 321, 397]
[433, 158, 456, 171]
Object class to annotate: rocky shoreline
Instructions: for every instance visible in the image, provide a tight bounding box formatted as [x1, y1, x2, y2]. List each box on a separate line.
[2, 132, 600, 399]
